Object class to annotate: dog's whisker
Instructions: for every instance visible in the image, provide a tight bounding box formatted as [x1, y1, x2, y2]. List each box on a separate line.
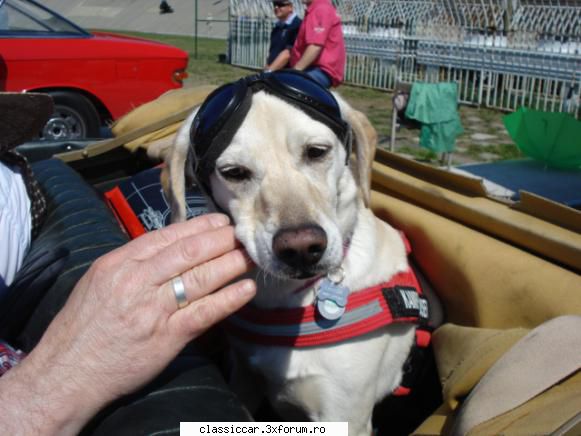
[258, 269, 271, 288]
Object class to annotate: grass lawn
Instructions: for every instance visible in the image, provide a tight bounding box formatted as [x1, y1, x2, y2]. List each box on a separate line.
[106, 31, 520, 165]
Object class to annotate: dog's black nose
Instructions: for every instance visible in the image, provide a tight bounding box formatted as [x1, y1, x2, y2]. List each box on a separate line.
[273, 225, 327, 270]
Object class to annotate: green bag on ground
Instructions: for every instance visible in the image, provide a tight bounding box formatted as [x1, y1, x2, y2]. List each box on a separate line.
[405, 82, 464, 153]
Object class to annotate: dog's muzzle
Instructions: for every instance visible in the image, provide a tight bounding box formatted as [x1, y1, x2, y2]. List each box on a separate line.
[272, 224, 328, 278]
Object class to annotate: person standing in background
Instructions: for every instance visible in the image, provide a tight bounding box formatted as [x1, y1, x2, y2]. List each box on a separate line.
[265, 1, 302, 72]
[290, 0, 346, 88]
[160, 0, 173, 14]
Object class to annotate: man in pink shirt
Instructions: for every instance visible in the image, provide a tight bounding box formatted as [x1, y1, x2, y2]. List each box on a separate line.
[290, 0, 346, 88]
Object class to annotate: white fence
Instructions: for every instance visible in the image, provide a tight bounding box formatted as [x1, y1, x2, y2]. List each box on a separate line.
[228, 0, 580, 116]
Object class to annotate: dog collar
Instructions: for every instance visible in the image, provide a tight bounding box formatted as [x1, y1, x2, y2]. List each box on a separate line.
[226, 232, 422, 348]
[225, 268, 430, 348]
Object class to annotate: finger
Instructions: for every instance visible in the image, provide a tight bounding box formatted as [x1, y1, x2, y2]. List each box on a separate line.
[170, 279, 256, 339]
[114, 214, 231, 261]
[161, 248, 254, 312]
[143, 225, 241, 285]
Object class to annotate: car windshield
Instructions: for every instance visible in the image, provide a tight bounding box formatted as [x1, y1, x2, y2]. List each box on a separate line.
[0, 0, 87, 36]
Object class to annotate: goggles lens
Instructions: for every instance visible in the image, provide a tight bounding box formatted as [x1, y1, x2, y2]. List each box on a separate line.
[265, 70, 342, 120]
[195, 82, 238, 137]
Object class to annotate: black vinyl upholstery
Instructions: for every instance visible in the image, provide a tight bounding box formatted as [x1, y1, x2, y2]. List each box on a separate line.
[14, 159, 129, 350]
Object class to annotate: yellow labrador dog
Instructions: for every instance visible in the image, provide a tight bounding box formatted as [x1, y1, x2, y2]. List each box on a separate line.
[165, 71, 441, 436]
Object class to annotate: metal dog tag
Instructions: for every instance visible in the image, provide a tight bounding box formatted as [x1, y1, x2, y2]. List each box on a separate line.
[316, 268, 349, 321]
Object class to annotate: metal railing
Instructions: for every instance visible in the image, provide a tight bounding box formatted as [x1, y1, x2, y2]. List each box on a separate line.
[228, 0, 580, 116]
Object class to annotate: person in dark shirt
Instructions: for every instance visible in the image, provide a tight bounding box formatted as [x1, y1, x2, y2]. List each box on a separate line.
[160, 0, 173, 14]
[265, 1, 302, 72]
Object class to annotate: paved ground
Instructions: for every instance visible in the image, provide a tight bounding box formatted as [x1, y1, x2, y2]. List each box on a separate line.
[43, 0, 517, 166]
[44, 0, 229, 39]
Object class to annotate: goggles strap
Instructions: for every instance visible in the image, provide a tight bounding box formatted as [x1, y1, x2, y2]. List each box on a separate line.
[252, 77, 348, 144]
[345, 126, 353, 165]
[193, 86, 254, 194]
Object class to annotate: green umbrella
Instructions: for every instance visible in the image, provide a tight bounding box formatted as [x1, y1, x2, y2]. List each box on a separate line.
[503, 107, 581, 169]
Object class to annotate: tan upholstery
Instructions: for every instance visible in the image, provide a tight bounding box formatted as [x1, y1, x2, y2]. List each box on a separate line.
[369, 149, 581, 435]
[111, 86, 216, 152]
[370, 189, 581, 328]
[111, 86, 216, 161]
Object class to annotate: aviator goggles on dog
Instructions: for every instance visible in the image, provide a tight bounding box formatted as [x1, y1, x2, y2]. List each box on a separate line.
[190, 70, 351, 194]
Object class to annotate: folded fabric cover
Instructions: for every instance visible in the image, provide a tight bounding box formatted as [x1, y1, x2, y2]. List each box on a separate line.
[111, 86, 216, 155]
[53, 86, 216, 165]
[450, 315, 581, 436]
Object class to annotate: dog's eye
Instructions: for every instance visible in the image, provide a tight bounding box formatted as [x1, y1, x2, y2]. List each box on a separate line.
[219, 166, 252, 182]
[305, 145, 330, 161]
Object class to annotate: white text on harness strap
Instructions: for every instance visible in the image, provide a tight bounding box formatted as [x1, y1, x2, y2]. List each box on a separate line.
[399, 289, 429, 319]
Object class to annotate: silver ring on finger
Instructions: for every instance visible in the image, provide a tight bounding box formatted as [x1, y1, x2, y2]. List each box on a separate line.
[171, 275, 189, 309]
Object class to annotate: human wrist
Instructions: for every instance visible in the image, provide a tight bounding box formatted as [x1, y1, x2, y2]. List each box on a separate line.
[0, 347, 104, 435]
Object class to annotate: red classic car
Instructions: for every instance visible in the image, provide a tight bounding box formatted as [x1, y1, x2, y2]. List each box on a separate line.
[0, 0, 189, 139]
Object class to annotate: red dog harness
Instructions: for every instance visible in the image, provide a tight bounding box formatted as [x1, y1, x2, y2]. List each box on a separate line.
[224, 237, 432, 396]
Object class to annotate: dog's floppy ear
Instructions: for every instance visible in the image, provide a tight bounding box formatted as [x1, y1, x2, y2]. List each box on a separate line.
[162, 108, 199, 223]
[335, 95, 378, 207]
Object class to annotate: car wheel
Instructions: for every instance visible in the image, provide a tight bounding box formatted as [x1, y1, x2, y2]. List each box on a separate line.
[42, 91, 101, 140]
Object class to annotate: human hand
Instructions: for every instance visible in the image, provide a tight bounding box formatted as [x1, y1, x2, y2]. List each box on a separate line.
[0, 213, 256, 435]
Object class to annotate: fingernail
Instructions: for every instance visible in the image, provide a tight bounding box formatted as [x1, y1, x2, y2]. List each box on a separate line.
[211, 214, 230, 227]
[240, 280, 256, 297]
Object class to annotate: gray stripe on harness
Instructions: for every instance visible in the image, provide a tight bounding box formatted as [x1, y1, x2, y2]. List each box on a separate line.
[229, 300, 383, 337]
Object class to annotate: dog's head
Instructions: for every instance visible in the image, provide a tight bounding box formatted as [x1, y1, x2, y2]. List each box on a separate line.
[173, 72, 376, 280]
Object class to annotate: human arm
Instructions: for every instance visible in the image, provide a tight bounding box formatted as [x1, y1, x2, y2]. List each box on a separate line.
[292, 44, 322, 71]
[266, 48, 291, 72]
[0, 213, 256, 435]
